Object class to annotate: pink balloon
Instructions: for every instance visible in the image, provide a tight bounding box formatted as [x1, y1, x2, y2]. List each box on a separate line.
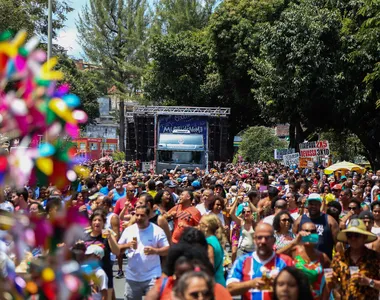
[65, 122, 79, 138]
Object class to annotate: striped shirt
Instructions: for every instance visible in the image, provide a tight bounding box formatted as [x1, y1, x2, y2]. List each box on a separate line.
[227, 251, 294, 300]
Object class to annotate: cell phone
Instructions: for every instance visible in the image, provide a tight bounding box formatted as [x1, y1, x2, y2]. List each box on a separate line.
[301, 233, 319, 244]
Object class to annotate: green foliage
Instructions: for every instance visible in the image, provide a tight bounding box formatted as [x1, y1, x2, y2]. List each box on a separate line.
[0, 0, 72, 38]
[320, 130, 365, 162]
[112, 151, 126, 161]
[153, 0, 217, 34]
[254, 0, 342, 128]
[144, 31, 213, 106]
[56, 55, 101, 123]
[238, 126, 287, 162]
[77, 0, 151, 152]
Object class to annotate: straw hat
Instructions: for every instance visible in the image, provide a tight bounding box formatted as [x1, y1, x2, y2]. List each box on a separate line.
[337, 219, 377, 243]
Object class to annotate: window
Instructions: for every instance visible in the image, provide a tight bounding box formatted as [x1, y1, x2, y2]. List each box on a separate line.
[158, 151, 202, 164]
[109, 144, 116, 151]
[90, 143, 98, 150]
[80, 143, 86, 150]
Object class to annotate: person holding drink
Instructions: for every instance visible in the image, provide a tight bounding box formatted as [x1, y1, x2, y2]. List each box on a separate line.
[227, 223, 293, 299]
[276, 222, 330, 299]
[83, 209, 120, 300]
[118, 206, 170, 300]
[326, 219, 380, 300]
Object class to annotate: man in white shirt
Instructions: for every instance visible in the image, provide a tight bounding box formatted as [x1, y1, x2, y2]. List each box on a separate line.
[196, 189, 214, 215]
[118, 206, 170, 300]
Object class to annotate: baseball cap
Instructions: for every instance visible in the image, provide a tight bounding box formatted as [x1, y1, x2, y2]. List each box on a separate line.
[89, 192, 100, 201]
[341, 175, 347, 181]
[307, 193, 322, 203]
[85, 245, 104, 259]
[155, 181, 163, 186]
[164, 180, 177, 188]
[358, 211, 374, 220]
[191, 181, 201, 188]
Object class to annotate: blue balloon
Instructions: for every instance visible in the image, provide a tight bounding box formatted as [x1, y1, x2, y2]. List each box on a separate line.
[39, 143, 55, 157]
[62, 94, 80, 108]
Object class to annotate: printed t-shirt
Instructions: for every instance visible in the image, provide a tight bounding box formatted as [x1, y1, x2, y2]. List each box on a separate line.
[168, 205, 201, 243]
[227, 251, 293, 300]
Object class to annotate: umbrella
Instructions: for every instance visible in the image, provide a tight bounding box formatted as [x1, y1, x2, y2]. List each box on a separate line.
[324, 161, 365, 174]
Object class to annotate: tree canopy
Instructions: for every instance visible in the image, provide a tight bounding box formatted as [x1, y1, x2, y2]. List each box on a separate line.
[56, 55, 102, 124]
[237, 126, 287, 162]
[0, 0, 72, 38]
[77, 0, 151, 153]
[143, 0, 380, 168]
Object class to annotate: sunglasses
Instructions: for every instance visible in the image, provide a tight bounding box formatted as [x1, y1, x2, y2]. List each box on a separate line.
[189, 291, 212, 299]
[346, 232, 363, 239]
[281, 218, 291, 222]
[348, 207, 359, 210]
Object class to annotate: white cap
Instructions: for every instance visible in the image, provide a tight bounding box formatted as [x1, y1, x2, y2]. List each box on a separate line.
[85, 245, 104, 259]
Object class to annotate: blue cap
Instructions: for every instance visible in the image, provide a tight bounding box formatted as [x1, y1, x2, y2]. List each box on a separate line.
[191, 181, 201, 188]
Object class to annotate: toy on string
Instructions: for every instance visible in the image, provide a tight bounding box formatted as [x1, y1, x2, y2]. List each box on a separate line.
[0, 30, 94, 299]
[0, 30, 88, 188]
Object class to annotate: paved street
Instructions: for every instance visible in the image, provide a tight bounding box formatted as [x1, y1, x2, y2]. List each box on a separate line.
[112, 262, 125, 300]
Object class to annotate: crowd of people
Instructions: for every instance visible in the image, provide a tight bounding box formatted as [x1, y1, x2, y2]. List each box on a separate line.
[1, 160, 380, 300]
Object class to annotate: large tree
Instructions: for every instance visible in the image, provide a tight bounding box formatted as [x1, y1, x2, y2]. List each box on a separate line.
[57, 55, 103, 123]
[237, 126, 287, 162]
[77, 0, 150, 153]
[153, 0, 217, 35]
[145, 0, 288, 157]
[255, 0, 380, 168]
[253, 0, 343, 149]
[0, 0, 72, 38]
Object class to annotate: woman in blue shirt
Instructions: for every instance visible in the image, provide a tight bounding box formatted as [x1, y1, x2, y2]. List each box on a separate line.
[198, 214, 227, 286]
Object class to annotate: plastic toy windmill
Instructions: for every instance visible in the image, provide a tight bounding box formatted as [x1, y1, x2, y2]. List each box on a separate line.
[0, 30, 88, 188]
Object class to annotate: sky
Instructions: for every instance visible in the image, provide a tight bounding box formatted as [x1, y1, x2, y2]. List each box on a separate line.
[54, 0, 88, 58]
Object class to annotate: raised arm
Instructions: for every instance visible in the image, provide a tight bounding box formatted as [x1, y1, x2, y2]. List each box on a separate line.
[229, 198, 242, 226]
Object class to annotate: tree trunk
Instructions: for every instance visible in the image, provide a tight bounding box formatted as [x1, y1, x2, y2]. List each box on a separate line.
[356, 132, 380, 170]
[289, 122, 296, 149]
[119, 98, 125, 155]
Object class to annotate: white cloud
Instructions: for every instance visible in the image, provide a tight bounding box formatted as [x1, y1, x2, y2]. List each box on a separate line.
[54, 28, 83, 58]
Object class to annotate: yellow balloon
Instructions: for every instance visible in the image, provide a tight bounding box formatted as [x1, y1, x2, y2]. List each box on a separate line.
[41, 57, 64, 81]
[42, 268, 55, 282]
[49, 98, 75, 123]
[12, 30, 27, 49]
[36, 157, 53, 176]
[73, 165, 90, 179]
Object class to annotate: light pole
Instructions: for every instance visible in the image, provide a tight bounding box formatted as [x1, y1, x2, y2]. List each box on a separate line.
[47, 0, 52, 61]
[46, 0, 53, 143]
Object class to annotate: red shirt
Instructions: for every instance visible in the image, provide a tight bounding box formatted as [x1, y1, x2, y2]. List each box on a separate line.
[168, 205, 201, 243]
[113, 196, 137, 215]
